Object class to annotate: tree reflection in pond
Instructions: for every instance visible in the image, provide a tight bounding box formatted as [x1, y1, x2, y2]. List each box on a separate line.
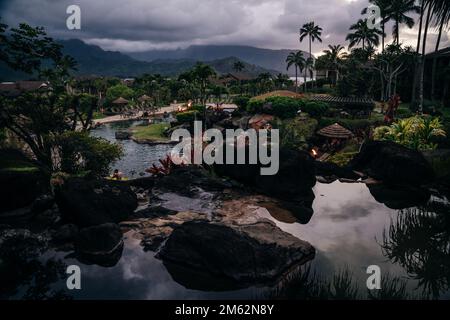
[382, 200, 450, 298]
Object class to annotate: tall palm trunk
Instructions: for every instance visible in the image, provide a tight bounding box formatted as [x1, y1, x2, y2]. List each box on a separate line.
[309, 36, 312, 90]
[295, 66, 298, 93]
[412, 0, 426, 107]
[396, 19, 400, 45]
[431, 19, 444, 100]
[418, 5, 432, 114]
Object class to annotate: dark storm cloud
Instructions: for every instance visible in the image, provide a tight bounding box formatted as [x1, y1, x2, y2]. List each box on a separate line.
[0, 0, 448, 53]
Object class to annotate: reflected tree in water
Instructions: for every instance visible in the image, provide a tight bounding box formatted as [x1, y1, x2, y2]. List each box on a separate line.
[382, 201, 450, 298]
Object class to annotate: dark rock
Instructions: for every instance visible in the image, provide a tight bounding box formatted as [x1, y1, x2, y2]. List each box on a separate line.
[0, 159, 48, 213]
[350, 141, 435, 186]
[75, 223, 123, 267]
[155, 166, 231, 195]
[215, 148, 316, 202]
[52, 224, 79, 243]
[158, 220, 314, 286]
[115, 131, 131, 140]
[30, 195, 55, 214]
[367, 184, 431, 209]
[55, 178, 138, 227]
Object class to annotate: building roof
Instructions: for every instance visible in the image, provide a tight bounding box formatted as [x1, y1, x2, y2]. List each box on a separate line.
[138, 94, 152, 102]
[0, 81, 50, 97]
[317, 123, 354, 139]
[112, 97, 129, 104]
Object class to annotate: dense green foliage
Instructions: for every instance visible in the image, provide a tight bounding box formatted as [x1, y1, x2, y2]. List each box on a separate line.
[176, 111, 200, 123]
[373, 116, 447, 150]
[57, 132, 123, 177]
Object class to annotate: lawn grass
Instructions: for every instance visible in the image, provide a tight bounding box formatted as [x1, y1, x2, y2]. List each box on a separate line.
[93, 111, 107, 120]
[132, 123, 170, 141]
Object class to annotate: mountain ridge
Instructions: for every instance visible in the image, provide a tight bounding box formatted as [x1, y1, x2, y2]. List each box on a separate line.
[128, 44, 311, 75]
[0, 39, 280, 81]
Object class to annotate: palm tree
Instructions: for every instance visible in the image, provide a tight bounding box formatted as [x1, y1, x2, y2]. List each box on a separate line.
[346, 19, 383, 50]
[387, 0, 420, 45]
[232, 60, 245, 94]
[192, 62, 216, 128]
[286, 51, 305, 92]
[418, 1, 433, 114]
[304, 58, 314, 91]
[361, 0, 391, 51]
[233, 60, 245, 73]
[322, 44, 347, 86]
[299, 22, 322, 87]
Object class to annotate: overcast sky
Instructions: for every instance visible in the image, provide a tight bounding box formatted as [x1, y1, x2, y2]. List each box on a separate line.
[1, 0, 448, 56]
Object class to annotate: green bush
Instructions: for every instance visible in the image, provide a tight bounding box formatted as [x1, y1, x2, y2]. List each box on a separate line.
[246, 96, 304, 119]
[57, 131, 123, 177]
[302, 101, 329, 119]
[233, 95, 251, 110]
[190, 105, 206, 113]
[176, 111, 200, 123]
[277, 116, 318, 150]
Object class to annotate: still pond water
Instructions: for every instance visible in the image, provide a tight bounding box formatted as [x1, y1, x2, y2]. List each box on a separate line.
[4, 120, 450, 299]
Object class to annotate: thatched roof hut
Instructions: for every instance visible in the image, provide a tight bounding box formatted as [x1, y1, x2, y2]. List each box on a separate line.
[317, 123, 353, 139]
[138, 94, 152, 102]
[112, 97, 129, 105]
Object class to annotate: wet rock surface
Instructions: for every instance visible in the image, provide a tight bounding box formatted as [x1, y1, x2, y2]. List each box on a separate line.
[74, 223, 123, 267]
[55, 177, 138, 227]
[158, 220, 314, 285]
[119, 166, 316, 286]
[350, 141, 435, 186]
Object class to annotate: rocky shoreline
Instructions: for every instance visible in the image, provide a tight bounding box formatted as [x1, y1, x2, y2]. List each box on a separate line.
[1, 140, 447, 292]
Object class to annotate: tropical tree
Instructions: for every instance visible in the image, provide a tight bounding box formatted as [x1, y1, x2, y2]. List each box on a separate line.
[346, 19, 383, 50]
[233, 60, 245, 73]
[387, 0, 420, 45]
[0, 21, 121, 174]
[299, 22, 322, 87]
[191, 62, 216, 127]
[286, 51, 305, 92]
[322, 44, 347, 86]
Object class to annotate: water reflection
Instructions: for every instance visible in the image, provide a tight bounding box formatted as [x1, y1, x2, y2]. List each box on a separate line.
[381, 199, 450, 298]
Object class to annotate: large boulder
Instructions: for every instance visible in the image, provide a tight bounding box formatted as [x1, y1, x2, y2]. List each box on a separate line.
[350, 141, 435, 186]
[55, 178, 138, 227]
[75, 223, 123, 267]
[215, 148, 316, 199]
[158, 220, 314, 287]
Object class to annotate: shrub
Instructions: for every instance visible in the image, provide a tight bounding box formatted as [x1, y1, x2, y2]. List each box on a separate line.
[233, 95, 251, 110]
[246, 96, 304, 119]
[276, 115, 318, 150]
[302, 101, 329, 119]
[57, 131, 123, 177]
[373, 116, 447, 151]
[190, 105, 206, 113]
[176, 110, 200, 123]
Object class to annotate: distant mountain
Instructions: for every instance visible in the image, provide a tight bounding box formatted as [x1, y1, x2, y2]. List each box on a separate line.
[0, 40, 278, 81]
[129, 45, 311, 75]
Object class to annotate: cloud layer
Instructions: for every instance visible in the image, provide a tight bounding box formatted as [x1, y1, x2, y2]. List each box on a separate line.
[1, 0, 448, 54]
